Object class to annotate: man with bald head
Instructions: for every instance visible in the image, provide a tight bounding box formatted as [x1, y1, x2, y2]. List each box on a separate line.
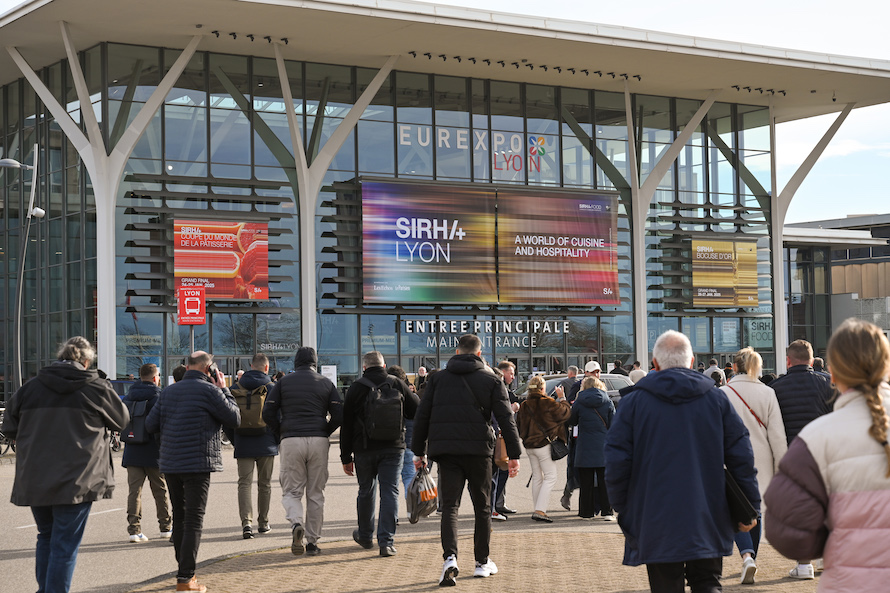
[605, 330, 758, 593]
[146, 351, 240, 592]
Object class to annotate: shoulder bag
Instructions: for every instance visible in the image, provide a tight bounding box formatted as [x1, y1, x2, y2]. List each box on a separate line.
[726, 384, 765, 428]
[531, 401, 568, 461]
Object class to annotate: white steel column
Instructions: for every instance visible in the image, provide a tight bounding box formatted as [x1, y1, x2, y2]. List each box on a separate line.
[7, 28, 201, 377]
[626, 84, 719, 366]
[770, 101, 854, 372]
[275, 46, 397, 349]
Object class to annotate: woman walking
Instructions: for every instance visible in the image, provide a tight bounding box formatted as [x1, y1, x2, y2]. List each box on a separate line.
[765, 318, 890, 591]
[569, 376, 615, 520]
[517, 375, 571, 523]
[720, 347, 787, 584]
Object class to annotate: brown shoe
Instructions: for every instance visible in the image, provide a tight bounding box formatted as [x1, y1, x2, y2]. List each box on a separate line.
[176, 576, 207, 592]
[532, 510, 553, 523]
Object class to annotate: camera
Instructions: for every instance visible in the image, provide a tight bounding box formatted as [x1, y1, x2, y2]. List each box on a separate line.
[209, 362, 220, 379]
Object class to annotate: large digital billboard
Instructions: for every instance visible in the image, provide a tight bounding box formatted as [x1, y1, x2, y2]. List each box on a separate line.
[497, 190, 620, 304]
[692, 239, 758, 308]
[174, 220, 269, 300]
[362, 182, 497, 303]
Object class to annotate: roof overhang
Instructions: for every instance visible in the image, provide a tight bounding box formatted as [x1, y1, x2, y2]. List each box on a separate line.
[3, 0, 890, 123]
[782, 226, 888, 249]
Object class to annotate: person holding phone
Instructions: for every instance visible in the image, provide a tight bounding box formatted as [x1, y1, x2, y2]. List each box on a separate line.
[146, 351, 240, 593]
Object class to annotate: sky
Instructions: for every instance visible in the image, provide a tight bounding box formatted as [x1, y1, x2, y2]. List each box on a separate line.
[2, 0, 887, 224]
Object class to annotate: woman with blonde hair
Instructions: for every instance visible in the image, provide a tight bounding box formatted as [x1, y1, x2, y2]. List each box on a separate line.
[766, 318, 890, 591]
[517, 375, 571, 523]
[720, 347, 787, 584]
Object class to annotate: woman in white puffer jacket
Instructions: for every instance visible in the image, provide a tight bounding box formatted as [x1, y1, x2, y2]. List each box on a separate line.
[720, 347, 787, 584]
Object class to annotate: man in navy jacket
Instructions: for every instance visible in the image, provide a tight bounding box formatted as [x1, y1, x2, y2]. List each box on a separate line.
[146, 351, 240, 593]
[605, 330, 759, 593]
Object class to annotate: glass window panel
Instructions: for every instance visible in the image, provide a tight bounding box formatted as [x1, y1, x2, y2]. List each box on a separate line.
[602, 316, 633, 355]
[738, 150, 770, 195]
[167, 319, 208, 355]
[67, 261, 82, 309]
[561, 134, 593, 187]
[647, 317, 679, 351]
[209, 54, 249, 109]
[253, 112, 294, 168]
[48, 265, 64, 312]
[676, 98, 705, 145]
[319, 313, 357, 355]
[358, 120, 395, 175]
[594, 90, 627, 141]
[164, 50, 206, 107]
[492, 130, 525, 184]
[130, 109, 162, 160]
[596, 138, 629, 190]
[636, 95, 672, 143]
[525, 85, 558, 135]
[253, 57, 299, 115]
[360, 315, 397, 355]
[435, 126, 471, 179]
[256, 312, 301, 356]
[117, 311, 163, 357]
[397, 128, 433, 177]
[395, 72, 431, 125]
[677, 142, 705, 193]
[713, 318, 741, 352]
[316, 355, 359, 392]
[434, 76, 468, 128]
[527, 133, 559, 186]
[211, 311, 255, 355]
[401, 315, 437, 355]
[306, 63, 354, 115]
[165, 105, 207, 162]
[682, 317, 711, 352]
[210, 108, 251, 164]
[82, 45, 103, 112]
[490, 81, 522, 132]
[738, 106, 770, 151]
[471, 79, 488, 130]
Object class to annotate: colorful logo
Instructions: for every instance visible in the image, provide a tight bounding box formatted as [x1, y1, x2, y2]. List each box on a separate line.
[529, 136, 546, 156]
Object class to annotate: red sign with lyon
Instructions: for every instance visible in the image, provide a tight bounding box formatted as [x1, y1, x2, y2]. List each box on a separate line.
[178, 286, 206, 325]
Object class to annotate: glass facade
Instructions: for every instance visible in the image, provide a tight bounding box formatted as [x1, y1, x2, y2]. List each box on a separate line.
[0, 42, 776, 396]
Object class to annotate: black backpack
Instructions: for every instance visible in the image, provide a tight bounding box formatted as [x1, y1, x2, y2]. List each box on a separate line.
[357, 376, 404, 442]
[122, 399, 150, 445]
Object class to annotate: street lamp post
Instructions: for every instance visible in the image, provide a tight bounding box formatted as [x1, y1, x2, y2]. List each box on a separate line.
[1, 144, 44, 390]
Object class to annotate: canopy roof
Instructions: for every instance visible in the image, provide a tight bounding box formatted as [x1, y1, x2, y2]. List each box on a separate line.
[3, 0, 890, 122]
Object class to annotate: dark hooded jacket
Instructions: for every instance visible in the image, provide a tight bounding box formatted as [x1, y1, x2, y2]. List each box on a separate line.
[570, 387, 614, 468]
[769, 364, 833, 444]
[262, 347, 343, 439]
[604, 366, 759, 566]
[3, 360, 129, 506]
[412, 353, 521, 460]
[224, 369, 279, 458]
[121, 380, 162, 468]
[145, 369, 241, 474]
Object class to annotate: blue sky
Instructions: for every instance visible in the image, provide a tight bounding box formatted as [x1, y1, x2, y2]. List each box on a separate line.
[2, 0, 886, 224]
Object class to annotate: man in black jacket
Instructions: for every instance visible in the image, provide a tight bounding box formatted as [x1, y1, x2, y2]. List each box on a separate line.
[412, 334, 522, 586]
[262, 347, 342, 557]
[341, 351, 419, 557]
[122, 363, 171, 543]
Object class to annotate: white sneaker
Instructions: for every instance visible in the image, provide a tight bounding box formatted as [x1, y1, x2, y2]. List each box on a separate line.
[474, 558, 498, 578]
[439, 554, 459, 587]
[740, 557, 757, 584]
[491, 511, 507, 521]
[601, 514, 617, 522]
[128, 533, 148, 543]
[160, 530, 173, 539]
[789, 564, 815, 579]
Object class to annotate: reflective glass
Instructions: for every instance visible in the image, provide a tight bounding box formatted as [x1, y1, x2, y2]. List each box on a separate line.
[490, 81, 522, 132]
[395, 72, 432, 125]
[435, 126, 471, 179]
[165, 105, 207, 162]
[358, 68, 392, 121]
[360, 315, 397, 355]
[211, 311, 255, 355]
[358, 120, 395, 175]
[434, 76, 469, 128]
[682, 317, 711, 352]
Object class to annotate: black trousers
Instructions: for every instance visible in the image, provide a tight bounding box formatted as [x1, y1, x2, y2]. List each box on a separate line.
[646, 557, 723, 593]
[165, 472, 211, 582]
[437, 455, 492, 564]
[578, 466, 611, 518]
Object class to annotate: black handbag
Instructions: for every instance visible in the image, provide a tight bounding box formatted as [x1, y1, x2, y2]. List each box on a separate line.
[725, 468, 758, 530]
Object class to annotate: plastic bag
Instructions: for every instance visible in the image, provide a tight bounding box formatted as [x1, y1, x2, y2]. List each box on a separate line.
[407, 465, 438, 524]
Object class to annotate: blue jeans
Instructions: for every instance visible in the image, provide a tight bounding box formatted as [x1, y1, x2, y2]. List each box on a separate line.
[354, 448, 403, 548]
[31, 502, 92, 593]
[734, 513, 763, 558]
[401, 420, 416, 498]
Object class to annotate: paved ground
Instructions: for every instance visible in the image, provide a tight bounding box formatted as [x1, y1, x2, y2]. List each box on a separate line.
[127, 528, 819, 593]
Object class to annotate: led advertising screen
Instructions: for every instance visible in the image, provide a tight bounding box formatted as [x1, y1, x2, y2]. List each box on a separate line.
[497, 190, 620, 304]
[174, 220, 269, 300]
[692, 239, 758, 307]
[362, 182, 497, 304]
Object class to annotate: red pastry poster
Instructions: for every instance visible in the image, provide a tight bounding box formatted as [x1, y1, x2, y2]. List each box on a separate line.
[174, 220, 269, 300]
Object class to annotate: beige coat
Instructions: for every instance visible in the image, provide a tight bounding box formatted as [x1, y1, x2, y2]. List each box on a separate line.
[721, 374, 787, 500]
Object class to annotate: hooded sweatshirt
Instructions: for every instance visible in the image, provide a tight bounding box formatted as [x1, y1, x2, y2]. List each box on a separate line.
[3, 360, 129, 506]
[604, 366, 759, 566]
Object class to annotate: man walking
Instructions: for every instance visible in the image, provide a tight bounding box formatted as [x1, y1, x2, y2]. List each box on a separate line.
[557, 365, 580, 395]
[490, 360, 520, 521]
[412, 334, 522, 586]
[3, 336, 129, 593]
[605, 330, 759, 593]
[146, 351, 240, 592]
[226, 353, 278, 540]
[262, 346, 342, 557]
[341, 351, 419, 557]
[704, 358, 726, 384]
[122, 363, 172, 543]
[768, 339, 833, 579]
[628, 361, 647, 384]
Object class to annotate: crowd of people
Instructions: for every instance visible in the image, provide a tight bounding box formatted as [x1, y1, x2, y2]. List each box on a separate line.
[3, 318, 890, 592]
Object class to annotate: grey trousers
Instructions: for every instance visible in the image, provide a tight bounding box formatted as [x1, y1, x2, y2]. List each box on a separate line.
[127, 466, 172, 535]
[278, 437, 330, 544]
[237, 456, 275, 528]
